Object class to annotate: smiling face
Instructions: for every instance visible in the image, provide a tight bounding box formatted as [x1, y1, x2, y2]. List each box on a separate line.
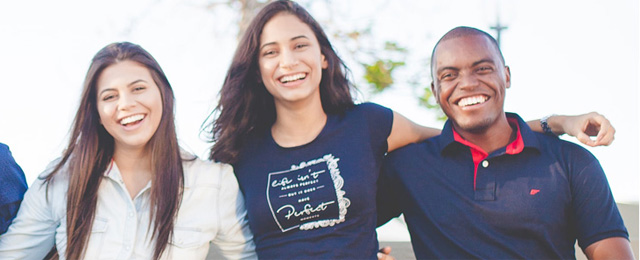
[258, 12, 328, 108]
[96, 60, 163, 151]
[431, 34, 511, 133]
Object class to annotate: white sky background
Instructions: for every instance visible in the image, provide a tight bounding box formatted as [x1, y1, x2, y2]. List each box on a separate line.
[0, 0, 637, 206]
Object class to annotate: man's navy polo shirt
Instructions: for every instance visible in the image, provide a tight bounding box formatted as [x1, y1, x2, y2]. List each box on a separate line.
[377, 113, 628, 259]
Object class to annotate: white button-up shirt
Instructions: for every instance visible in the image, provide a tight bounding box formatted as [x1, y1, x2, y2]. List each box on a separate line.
[0, 156, 256, 259]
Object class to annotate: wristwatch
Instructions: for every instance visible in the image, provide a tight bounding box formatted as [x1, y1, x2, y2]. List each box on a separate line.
[540, 114, 556, 135]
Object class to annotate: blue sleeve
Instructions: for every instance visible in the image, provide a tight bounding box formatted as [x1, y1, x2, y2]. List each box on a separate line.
[0, 201, 22, 234]
[569, 153, 628, 250]
[0, 143, 28, 234]
[357, 103, 393, 154]
[376, 150, 405, 227]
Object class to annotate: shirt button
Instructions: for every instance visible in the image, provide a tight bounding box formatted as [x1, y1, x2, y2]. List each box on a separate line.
[128, 212, 134, 218]
[482, 160, 489, 168]
[125, 245, 131, 250]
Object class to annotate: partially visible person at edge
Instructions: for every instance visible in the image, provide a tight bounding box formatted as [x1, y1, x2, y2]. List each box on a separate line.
[205, 1, 615, 259]
[377, 26, 633, 259]
[0, 143, 27, 235]
[0, 42, 256, 260]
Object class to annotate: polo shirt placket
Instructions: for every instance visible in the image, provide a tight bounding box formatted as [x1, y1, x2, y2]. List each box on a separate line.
[452, 117, 525, 201]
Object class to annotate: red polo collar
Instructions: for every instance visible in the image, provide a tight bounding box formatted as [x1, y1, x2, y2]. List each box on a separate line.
[452, 117, 525, 190]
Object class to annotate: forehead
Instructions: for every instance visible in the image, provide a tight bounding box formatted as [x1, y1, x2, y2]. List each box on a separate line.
[433, 35, 502, 69]
[97, 60, 153, 90]
[260, 13, 318, 44]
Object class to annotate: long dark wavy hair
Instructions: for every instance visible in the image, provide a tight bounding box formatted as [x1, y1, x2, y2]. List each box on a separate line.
[44, 42, 184, 260]
[207, 0, 355, 164]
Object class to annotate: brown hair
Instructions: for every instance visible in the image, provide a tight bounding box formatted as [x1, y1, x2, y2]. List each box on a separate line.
[207, 0, 355, 163]
[44, 42, 184, 259]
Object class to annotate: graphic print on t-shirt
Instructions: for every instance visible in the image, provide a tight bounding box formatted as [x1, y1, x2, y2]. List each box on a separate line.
[266, 154, 350, 232]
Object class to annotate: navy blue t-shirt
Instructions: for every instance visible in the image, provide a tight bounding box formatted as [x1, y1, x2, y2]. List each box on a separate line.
[378, 113, 628, 259]
[234, 103, 393, 259]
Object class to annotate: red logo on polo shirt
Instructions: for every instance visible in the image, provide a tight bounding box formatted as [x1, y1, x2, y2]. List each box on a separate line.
[530, 189, 540, 195]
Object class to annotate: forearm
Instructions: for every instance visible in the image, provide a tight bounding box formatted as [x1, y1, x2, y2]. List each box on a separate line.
[526, 115, 566, 135]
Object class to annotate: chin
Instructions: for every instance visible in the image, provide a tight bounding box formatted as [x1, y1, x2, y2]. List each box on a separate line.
[454, 117, 494, 133]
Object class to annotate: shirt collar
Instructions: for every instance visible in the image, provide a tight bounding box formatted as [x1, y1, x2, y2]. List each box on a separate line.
[437, 112, 542, 156]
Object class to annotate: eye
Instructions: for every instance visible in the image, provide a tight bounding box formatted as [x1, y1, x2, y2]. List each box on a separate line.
[440, 72, 456, 81]
[102, 94, 116, 101]
[477, 66, 493, 73]
[133, 86, 146, 92]
[262, 50, 277, 57]
[294, 43, 309, 49]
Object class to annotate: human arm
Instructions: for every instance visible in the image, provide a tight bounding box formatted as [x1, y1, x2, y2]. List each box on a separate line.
[0, 202, 22, 235]
[210, 164, 257, 260]
[376, 156, 404, 227]
[0, 143, 28, 234]
[569, 152, 630, 259]
[0, 177, 58, 259]
[387, 111, 440, 152]
[584, 237, 634, 260]
[526, 112, 615, 147]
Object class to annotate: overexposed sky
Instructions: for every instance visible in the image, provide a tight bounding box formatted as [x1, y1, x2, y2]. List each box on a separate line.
[0, 0, 637, 203]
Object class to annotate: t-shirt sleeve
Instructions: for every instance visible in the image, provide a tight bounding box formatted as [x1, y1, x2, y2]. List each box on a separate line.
[376, 151, 405, 227]
[357, 103, 393, 155]
[0, 176, 57, 259]
[569, 152, 629, 250]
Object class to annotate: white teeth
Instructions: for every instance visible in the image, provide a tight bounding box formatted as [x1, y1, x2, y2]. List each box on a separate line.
[280, 73, 306, 83]
[120, 114, 145, 125]
[458, 96, 488, 107]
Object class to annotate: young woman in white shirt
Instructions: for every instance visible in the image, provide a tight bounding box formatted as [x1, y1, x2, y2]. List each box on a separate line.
[0, 42, 256, 260]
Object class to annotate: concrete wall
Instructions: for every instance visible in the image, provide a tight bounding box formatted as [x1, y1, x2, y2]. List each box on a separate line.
[206, 203, 638, 259]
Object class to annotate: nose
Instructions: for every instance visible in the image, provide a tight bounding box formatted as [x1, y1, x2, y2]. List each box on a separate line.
[117, 92, 136, 110]
[280, 49, 299, 69]
[458, 72, 479, 90]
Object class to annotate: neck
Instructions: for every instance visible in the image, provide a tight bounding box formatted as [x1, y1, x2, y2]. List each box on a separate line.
[113, 145, 153, 199]
[113, 145, 152, 173]
[454, 114, 515, 154]
[271, 99, 327, 147]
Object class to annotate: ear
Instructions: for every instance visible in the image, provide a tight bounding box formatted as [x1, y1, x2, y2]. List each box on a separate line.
[321, 54, 328, 69]
[504, 66, 511, 89]
[430, 82, 440, 104]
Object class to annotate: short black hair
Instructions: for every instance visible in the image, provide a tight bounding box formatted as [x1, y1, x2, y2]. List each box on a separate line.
[430, 26, 505, 78]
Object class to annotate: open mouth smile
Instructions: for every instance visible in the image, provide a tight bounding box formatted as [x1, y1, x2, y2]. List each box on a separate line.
[456, 95, 489, 108]
[119, 114, 145, 126]
[279, 73, 307, 84]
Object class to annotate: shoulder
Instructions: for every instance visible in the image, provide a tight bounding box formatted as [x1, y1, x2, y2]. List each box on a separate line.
[31, 158, 67, 183]
[350, 102, 391, 115]
[344, 102, 393, 129]
[0, 142, 9, 153]
[0, 143, 17, 164]
[385, 140, 434, 166]
[535, 133, 597, 164]
[530, 133, 605, 179]
[182, 156, 235, 188]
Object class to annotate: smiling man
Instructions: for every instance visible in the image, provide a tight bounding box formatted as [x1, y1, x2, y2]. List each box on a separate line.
[377, 26, 634, 259]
